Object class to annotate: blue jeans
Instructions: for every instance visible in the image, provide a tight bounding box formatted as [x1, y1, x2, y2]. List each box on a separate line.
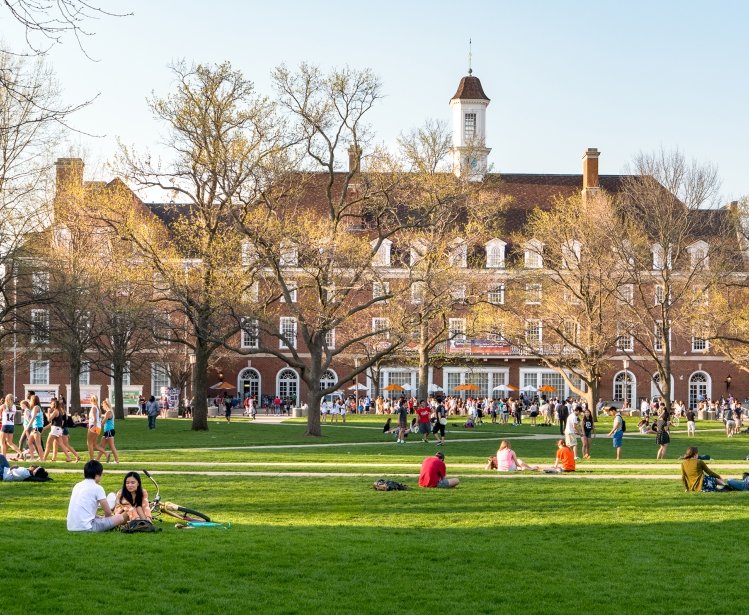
[727, 479, 748, 491]
[148, 415, 157, 429]
[0, 453, 9, 475]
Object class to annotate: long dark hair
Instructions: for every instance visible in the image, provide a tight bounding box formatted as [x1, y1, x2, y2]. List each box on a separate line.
[120, 471, 144, 507]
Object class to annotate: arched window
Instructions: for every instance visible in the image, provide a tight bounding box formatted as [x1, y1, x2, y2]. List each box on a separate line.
[277, 368, 299, 404]
[688, 372, 710, 409]
[319, 369, 338, 392]
[613, 371, 636, 408]
[238, 367, 261, 400]
[485, 239, 506, 268]
[651, 373, 675, 402]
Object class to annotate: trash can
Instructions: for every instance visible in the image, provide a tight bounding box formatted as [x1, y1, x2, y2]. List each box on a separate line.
[208, 405, 218, 418]
[707, 410, 716, 421]
[698, 409, 706, 421]
[167, 408, 179, 419]
[292, 406, 308, 418]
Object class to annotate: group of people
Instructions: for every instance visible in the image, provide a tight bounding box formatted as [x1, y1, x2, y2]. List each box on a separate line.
[1, 391, 120, 464]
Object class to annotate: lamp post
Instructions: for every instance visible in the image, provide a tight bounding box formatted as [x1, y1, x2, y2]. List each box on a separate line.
[622, 359, 630, 412]
[725, 375, 732, 393]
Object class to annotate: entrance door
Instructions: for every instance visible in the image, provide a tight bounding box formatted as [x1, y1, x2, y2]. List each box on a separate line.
[238, 367, 260, 400]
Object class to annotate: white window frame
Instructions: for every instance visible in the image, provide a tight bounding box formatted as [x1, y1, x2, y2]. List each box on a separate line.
[325, 328, 335, 349]
[688, 240, 709, 269]
[488, 283, 505, 305]
[280, 241, 298, 267]
[450, 284, 466, 302]
[110, 362, 131, 386]
[371, 238, 392, 267]
[448, 239, 468, 268]
[372, 280, 390, 303]
[654, 320, 671, 353]
[279, 317, 297, 349]
[242, 281, 259, 304]
[241, 318, 259, 349]
[372, 317, 390, 340]
[31, 271, 49, 296]
[411, 281, 425, 304]
[525, 283, 542, 305]
[616, 323, 634, 352]
[524, 240, 543, 269]
[485, 239, 506, 268]
[448, 318, 466, 342]
[31, 309, 50, 344]
[464, 112, 477, 140]
[280, 280, 298, 303]
[151, 363, 171, 396]
[30, 360, 50, 385]
[79, 360, 91, 385]
[241, 240, 256, 267]
[619, 284, 634, 305]
[525, 319, 543, 347]
[561, 240, 582, 268]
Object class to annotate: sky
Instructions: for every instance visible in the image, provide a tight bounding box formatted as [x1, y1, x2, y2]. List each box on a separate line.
[2, 0, 747, 201]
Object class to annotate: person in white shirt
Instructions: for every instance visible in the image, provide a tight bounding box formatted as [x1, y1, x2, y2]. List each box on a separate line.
[67, 460, 129, 532]
[1, 394, 23, 458]
[564, 407, 583, 459]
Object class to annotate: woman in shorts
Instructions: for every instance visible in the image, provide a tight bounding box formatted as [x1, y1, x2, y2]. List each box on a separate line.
[44, 398, 78, 462]
[58, 400, 80, 462]
[1, 393, 23, 458]
[655, 410, 670, 459]
[21, 400, 45, 460]
[97, 399, 119, 463]
[86, 395, 107, 461]
[581, 408, 595, 459]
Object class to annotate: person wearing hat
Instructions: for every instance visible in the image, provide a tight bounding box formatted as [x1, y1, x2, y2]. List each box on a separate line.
[418, 451, 459, 488]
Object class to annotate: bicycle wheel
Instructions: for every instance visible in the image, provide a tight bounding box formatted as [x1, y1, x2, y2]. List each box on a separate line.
[671, 417, 680, 428]
[162, 502, 211, 522]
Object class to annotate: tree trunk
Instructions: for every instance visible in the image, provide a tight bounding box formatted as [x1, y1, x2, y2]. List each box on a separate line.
[585, 378, 598, 421]
[306, 388, 323, 437]
[113, 361, 125, 420]
[191, 344, 209, 431]
[418, 343, 429, 402]
[70, 357, 81, 415]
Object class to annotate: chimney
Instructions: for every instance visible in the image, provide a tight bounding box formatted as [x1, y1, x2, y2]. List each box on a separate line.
[582, 148, 600, 193]
[348, 145, 362, 174]
[55, 158, 84, 195]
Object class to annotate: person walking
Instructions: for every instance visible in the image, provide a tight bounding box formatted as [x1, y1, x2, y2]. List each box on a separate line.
[607, 406, 624, 460]
[1, 394, 23, 458]
[432, 398, 447, 446]
[686, 407, 696, 437]
[86, 395, 108, 461]
[146, 395, 159, 430]
[416, 400, 431, 443]
[564, 406, 583, 460]
[655, 409, 670, 459]
[396, 398, 409, 444]
[97, 399, 119, 463]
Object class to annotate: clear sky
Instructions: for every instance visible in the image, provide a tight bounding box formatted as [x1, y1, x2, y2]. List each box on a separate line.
[2, 0, 747, 201]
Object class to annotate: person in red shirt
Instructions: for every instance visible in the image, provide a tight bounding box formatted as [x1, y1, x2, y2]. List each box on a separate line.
[544, 439, 576, 473]
[418, 452, 459, 488]
[416, 400, 432, 443]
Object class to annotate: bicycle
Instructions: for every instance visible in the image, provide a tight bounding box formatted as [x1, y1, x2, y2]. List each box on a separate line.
[143, 469, 211, 523]
[670, 415, 680, 428]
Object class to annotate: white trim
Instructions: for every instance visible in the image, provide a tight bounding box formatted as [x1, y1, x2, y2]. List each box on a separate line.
[276, 368, 300, 402]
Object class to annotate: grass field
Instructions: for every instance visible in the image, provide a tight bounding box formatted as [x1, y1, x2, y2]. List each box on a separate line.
[2, 415, 749, 614]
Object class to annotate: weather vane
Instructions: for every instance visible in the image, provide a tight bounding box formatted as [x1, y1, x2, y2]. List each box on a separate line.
[468, 38, 473, 75]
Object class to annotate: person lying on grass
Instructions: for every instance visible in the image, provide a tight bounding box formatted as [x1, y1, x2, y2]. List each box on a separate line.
[485, 440, 539, 471]
[681, 446, 725, 492]
[0, 453, 49, 481]
[67, 460, 129, 532]
[418, 451, 459, 488]
[543, 440, 576, 474]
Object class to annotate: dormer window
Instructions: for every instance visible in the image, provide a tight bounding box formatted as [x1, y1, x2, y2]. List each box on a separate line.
[561, 240, 582, 268]
[448, 238, 467, 268]
[524, 240, 543, 269]
[410, 239, 428, 266]
[651, 243, 672, 270]
[485, 239, 506, 268]
[280, 241, 298, 267]
[687, 240, 709, 269]
[371, 238, 392, 267]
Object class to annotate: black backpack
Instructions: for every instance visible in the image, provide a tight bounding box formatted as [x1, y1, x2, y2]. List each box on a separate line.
[373, 480, 409, 491]
[121, 519, 161, 533]
[619, 414, 627, 432]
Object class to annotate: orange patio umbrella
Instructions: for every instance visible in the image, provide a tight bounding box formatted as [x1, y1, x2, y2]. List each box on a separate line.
[538, 385, 556, 393]
[383, 384, 405, 392]
[454, 383, 480, 392]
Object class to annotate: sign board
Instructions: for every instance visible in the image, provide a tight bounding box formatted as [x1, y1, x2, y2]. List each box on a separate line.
[160, 386, 180, 409]
[65, 384, 103, 409]
[23, 385, 59, 406]
[448, 339, 513, 355]
[108, 385, 143, 408]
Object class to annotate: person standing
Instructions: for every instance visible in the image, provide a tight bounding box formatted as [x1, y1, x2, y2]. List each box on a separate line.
[686, 407, 696, 437]
[655, 410, 670, 459]
[1, 394, 23, 458]
[557, 399, 569, 436]
[97, 399, 120, 464]
[86, 396, 108, 461]
[432, 398, 447, 446]
[146, 395, 159, 430]
[416, 400, 431, 443]
[564, 407, 582, 460]
[607, 406, 624, 460]
[581, 408, 595, 460]
[396, 398, 409, 444]
[418, 451, 459, 488]
[224, 396, 232, 422]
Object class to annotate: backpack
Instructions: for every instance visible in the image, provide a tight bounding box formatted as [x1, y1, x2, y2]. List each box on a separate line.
[373, 480, 408, 491]
[121, 519, 160, 533]
[620, 415, 626, 432]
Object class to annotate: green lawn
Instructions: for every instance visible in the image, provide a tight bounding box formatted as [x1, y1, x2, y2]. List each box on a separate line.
[2, 416, 749, 614]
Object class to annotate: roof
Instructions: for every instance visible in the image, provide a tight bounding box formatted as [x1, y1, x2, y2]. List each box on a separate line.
[451, 75, 490, 102]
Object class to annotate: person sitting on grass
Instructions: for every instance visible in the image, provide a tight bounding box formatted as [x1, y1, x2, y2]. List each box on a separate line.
[113, 471, 151, 520]
[681, 446, 725, 492]
[485, 440, 539, 471]
[418, 451, 459, 488]
[66, 460, 129, 532]
[543, 439, 576, 473]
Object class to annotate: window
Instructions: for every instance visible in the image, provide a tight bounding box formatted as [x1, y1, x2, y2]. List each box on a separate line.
[153, 313, 172, 345]
[319, 369, 337, 392]
[524, 240, 543, 268]
[692, 325, 709, 352]
[31, 309, 49, 344]
[410, 240, 427, 266]
[372, 317, 390, 339]
[448, 318, 466, 342]
[563, 288, 581, 306]
[616, 323, 634, 352]
[280, 241, 298, 267]
[464, 113, 477, 139]
[488, 284, 505, 305]
[655, 285, 666, 306]
[619, 284, 634, 305]
[77, 310, 91, 337]
[450, 284, 466, 302]
[241, 240, 256, 267]
[242, 281, 259, 304]
[153, 272, 170, 296]
[654, 320, 671, 352]
[448, 239, 468, 268]
[613, 371, 635, 405]
[31, 271, 49, 296]
[652, 244, 672, 270]
[280, 281, 297, 303]
[151, 363, 170, 396]
[279, 317, 297, 349]
[525, 283, 542, 305]
[372, 280, 390, 303]
[241, 318, 259, 349]
[485, 240, 506, 268]
[561, 319, 579, 345]
[525, 320, 542, 347]
[111, 362, 131, 386]
[30, 360, 49, 385]
[688, 241, 709, 269]
[325, 328, 335, 349]
[371, 239, 392, 267]
[277, 368, 299, 402]
[411, 282, 425, 304]
[688, 372, 709, 409]
[79, 361, 91, 385]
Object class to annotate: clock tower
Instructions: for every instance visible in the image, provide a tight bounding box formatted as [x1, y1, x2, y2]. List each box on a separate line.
[450, 70, 491, 181]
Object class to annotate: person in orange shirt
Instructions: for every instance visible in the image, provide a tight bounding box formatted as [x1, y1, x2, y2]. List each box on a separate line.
[544, 439, 576, 473]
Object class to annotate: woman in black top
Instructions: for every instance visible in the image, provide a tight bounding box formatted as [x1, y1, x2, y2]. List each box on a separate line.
[655, 409, 670, 459]
[581, 409, 595, 459]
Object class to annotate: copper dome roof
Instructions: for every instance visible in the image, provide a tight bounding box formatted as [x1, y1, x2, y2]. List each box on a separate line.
[450, 74, 490, 102]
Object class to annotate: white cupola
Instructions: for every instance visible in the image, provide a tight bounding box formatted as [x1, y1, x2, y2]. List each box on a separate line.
[450, 70, 491, 181]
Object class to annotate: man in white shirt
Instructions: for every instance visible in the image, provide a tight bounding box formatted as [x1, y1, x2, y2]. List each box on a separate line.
[67, 460, 128, 532]
[564, 407, 583, 459]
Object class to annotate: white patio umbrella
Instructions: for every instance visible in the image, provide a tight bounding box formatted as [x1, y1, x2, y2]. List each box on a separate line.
[492, 385, 510, 392]
[428, 384, 444, 393]
[347, 383, 369, 391]
[400, 384, 413, 391]
[521, 385, 538, 392]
